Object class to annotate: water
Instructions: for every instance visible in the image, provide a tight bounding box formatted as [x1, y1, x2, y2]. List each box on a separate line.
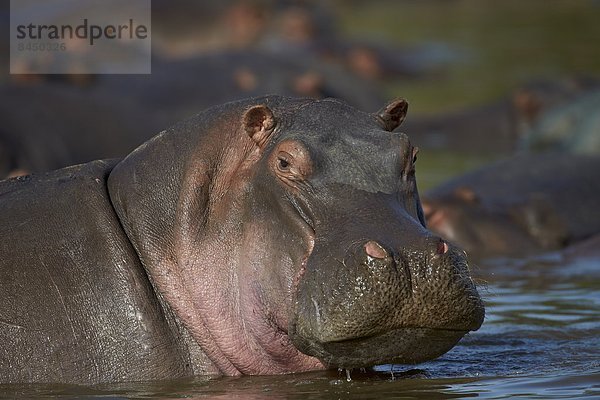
[1, 252, 598, 399]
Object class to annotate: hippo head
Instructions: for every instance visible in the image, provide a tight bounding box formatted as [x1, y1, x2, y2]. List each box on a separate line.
[422, 187, 568, 259]
[109, 96, 484, 375]
[244, 99, 485, 368]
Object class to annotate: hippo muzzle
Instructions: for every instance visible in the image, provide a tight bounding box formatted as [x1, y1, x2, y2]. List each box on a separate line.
[289, 187, 485, 369]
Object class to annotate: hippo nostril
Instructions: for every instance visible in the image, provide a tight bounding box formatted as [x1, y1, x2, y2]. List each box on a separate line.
[364, 240, 388, 259]
[436, 239, 449, 255]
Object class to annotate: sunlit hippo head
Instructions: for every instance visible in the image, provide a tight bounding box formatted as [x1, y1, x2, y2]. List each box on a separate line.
[252, 99, 485, 367]
[110, 95, 485, 375]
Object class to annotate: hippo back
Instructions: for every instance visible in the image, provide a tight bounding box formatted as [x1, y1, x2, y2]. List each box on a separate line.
[0, 161, 206, 383]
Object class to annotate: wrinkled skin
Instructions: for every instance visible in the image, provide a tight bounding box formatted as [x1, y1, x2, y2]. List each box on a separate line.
[0, 96, 483, 384]
[423, 153, 600, 259]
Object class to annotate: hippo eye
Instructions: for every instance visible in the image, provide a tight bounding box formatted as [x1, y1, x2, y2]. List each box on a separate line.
[278, 157, 290, 171]
[273, 142, 312, 181]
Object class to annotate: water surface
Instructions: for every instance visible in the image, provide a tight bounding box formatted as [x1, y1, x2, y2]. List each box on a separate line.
[1, 251, 598, 399]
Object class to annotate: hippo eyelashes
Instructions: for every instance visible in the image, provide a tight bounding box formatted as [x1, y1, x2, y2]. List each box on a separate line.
[375, 98, 409, 132]
[277, 156, 290, 171]
[243, 104, 276, 147]
[272, 140, 313, 183]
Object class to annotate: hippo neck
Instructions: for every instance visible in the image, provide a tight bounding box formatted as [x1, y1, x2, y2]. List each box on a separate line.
[107, 125, 237, 374]
[171, 168, 321, 374]
[179, 194, 322, 374]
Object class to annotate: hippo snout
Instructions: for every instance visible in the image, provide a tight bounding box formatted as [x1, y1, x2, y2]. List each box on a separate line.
[289, 235, 484, 369]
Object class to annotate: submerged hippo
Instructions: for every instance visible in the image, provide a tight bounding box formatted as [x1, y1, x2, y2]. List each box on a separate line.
[0, 96, 484, 384]
[519, 89, 600, 155]
[0, 82, 154, 178]
[403, 77, 599, 155]
[0, 50, 385, 178]
[423, 153, 600, 259]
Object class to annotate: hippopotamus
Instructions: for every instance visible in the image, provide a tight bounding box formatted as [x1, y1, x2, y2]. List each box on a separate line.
[403, 77, 599, 155]
[150, 0, 335, 57]
[422, 153, 600, 259]
[93, 49, 385, 124]
[0, 82, 154, 178]
[519, 89, 600, 155]
[0, 96, 484, 384]
[0, 49, 385, 178]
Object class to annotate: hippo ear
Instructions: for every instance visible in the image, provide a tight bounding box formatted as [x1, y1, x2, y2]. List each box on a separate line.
[375, 98, 409, 132]
[453, 186, 479, 204]
[243, 105, 276, 147]
[513, 89, 542, 125]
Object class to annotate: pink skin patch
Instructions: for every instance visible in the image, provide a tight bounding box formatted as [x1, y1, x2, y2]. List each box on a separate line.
[437, 240, 449, 255]
[364, 240, 388, 259]
[424, 207, 459, 245]
[426, 208, 445, 229]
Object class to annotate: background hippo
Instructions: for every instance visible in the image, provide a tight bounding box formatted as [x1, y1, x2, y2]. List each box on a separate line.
[518, 89, 600, 155]
[422, 153, 600, 259]
[0, 50, 385, 179]
[0, 96, 484, 384]
[402, 77, 599, 155]
[0, 82, 154, 178]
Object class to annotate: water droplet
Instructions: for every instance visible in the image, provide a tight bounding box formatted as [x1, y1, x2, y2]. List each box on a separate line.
[345, 368, 352, 382]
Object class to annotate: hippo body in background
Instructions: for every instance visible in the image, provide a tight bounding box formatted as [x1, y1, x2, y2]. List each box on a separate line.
[0, 50, 385, 178]
[558, 234, 600, 266]
[150, 0, 455, 82]
[93, 50, 386, 124]
[403, 77, 599, 155]
[422, 153, 600, 259]
[150, 0, 337, 57]
[0, 83, 154, 178]
[519, 90, 600, 154]
[0, 96, 484, 384]
[402, 98, 522, 154]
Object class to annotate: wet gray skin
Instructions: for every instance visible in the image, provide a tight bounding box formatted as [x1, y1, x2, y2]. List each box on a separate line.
[289, 187, 484, 367]
[0, 96, 483, 383]
[229, 98, 485, 368]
